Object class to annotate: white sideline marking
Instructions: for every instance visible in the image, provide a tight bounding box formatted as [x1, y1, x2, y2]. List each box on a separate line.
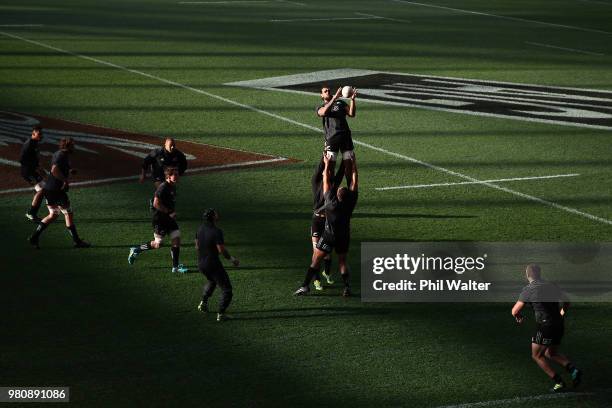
[390, 0, 612, 35]
[354, 12, 410, 23]
[2, 32, 611, 226]
[434, 391, 594, 408]
[0, 24, 44, 27]
[270, 15, 382, 22]
[376, 173, 580, 191]
[578, 0, 612, 5]
[276, 0, 306, 6]
[0, 157, 288, 194]
[525, 41, 605, 56]
[0, 158, 20, 167]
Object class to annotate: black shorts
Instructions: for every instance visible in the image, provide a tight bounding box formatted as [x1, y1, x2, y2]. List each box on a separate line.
[316, 229, 350, 254]
[21, 167, 42, 185]
[44, 189, 70, 208]
[532, 322, 564, 346]
[153, 212, 179, 236]
[325, 133, 354, 153]
[310, 214, 325, 238]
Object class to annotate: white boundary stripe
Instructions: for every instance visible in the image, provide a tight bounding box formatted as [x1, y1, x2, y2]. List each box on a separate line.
[271, 15, 382, 22]
[2, 33, 611, 226]
[376, 173, 580, 191]
[0, 158, 21, 167]
[0, 24, 44, 27]
[389, 0, 612, 35]
[577, 0, 612, 5]
[525, 41, 605, 56]
[434, 391, 594, 408]
[354, 12, 410, 23]
[276, 0, 306, 5]
[0, 157, 289, 194]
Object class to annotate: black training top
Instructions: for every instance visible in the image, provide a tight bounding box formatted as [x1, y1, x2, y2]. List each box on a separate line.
[20, 138, 40, 169]
[323, 189, 358, 236]
[518, 280, 566, 325]
[44, 150, 70, 191]
[143, 147, 188, 176]
[317, 100, 350, 143]
[196, 223, 225, 269]
[154, 181, 177, 213]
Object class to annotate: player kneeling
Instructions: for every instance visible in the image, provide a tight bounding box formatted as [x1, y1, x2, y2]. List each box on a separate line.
[128, 167, 188, 273]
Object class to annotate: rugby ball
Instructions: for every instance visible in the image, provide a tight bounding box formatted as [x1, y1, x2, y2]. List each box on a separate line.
[341, 86, 353, 98]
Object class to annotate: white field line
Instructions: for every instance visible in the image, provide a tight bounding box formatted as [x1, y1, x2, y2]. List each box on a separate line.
[525, 41, 605, 56]
[276, 0, 306, 6]
[577, 0, 612, 5]
[0, 158, 20, 167]
[376, 173, 580, 191]
[434, 391, 594, 408]
[390, 0, 612, 35]
[0, 24, 44, 27]
[270, 15, 382, 22]
[0, 157, 288, 194]
[1, 32, 611, 226]
[354, 12, 410, 23]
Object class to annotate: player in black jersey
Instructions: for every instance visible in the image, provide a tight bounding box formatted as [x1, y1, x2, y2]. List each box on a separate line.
[512, 264, 582, 393]
[128, 167, 188, 273]
[310, 155, 351, 290]
[295, 155, 358, 297]
[195, 208, 240, 322]
[140, 138, 188, 210]
[28, 137, 90, 249]
[20, 126, 45, 222]
[317, 86, 357, 166]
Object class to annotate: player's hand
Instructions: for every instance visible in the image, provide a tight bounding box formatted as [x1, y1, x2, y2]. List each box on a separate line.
[169, 211, 176, 218]
[323, 154, 332, 168]
[351, 88, 357, 100]
[231, 257, 240, 267]
[514, 315, 524, 324]
[333, 87, 342, 100]
[139, 174, 145, 184]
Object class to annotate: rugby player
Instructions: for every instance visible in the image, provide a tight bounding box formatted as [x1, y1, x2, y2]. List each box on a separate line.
[20, 126, 45, 222]
[310, 154, 351, 290]
[195, 208, 240, 322]
[317, 86, 357, 168]
[28, 137, 90, 249]
[512, 264, 582, 392]
[128, 167, 188, 273]
[139, 138, 188, 210]
[295, 154, 358, 297]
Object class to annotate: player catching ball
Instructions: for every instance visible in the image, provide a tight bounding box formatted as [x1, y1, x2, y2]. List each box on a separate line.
[317, 85, 357, 171]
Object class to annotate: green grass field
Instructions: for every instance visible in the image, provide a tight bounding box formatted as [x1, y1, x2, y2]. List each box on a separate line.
[1, 0, 611, 406]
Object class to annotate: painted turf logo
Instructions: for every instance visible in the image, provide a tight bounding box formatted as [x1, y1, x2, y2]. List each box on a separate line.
[0, 111, 292, 194]
[227, 69, 612, 130]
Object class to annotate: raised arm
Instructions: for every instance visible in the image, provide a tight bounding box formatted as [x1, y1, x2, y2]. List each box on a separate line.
[349, 156, 358, 191]
[347, 88, 357, 117]
[317, 88, 342, 117]
[322, 155, 332, 194]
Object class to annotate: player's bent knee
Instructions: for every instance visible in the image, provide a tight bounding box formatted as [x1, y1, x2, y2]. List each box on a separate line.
[153, 234, 163, 247]
[60, 207, 73, 215]
[34, 183, 43, 192]
[47, 206, 61, 216]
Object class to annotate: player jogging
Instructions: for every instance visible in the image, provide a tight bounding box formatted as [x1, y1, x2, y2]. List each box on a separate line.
[195, 208, 240, 322]
[317, 86, 357, 166]
[20, 125, 46, 222]
[295, 154, 358, 297]
[28, 137, 90, 249]
[128, 167, 188, 273]
[511, 264, 582, 393]
[140, 138, 188, 209]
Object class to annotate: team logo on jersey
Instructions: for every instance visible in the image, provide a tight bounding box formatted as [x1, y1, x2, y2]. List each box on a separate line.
[1, 111, 294, 194]
[227, 69, 612, 130]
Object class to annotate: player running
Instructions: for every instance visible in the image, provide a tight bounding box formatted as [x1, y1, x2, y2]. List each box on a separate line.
[295, 154, 358, 297]
[317, 86, 357, 168]
[195, 208, 240, 322]
[128, 167, 188, 273]
[20, 125, 46, 222]
[511, 264, 582, 393]
[28, 137, 90, 249]
[139, 138, 188, 209]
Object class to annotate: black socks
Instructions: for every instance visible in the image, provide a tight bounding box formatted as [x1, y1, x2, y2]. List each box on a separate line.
[171, 246, 180, 268]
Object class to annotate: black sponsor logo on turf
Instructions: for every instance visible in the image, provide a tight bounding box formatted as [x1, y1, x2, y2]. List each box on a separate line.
[229, 70, 612, 130]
